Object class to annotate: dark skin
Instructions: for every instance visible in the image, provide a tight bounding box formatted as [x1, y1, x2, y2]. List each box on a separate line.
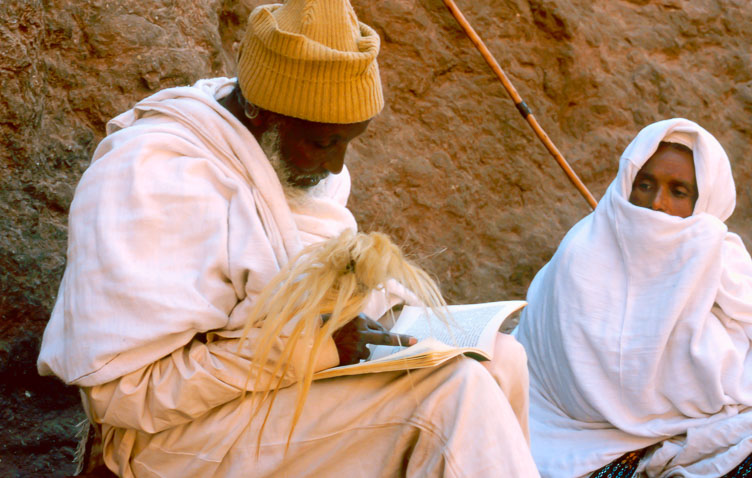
[325, 313, 417, 366]
[628, 143, 698, 218]
[220, 88, 416, 363]
[219, 88, 371, 188]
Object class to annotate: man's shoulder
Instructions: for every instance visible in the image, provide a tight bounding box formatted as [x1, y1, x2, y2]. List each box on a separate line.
[75, 116, 247, 210]
[104, 76, 236, 141]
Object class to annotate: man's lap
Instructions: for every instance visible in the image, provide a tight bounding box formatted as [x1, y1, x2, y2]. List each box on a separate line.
[121, 355, 534, 477]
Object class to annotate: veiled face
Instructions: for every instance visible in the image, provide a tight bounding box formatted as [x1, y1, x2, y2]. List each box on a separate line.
[628, 143, 698, 218]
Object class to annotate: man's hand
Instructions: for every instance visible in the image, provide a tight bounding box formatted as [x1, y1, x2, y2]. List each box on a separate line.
[327, 314, 417, 366]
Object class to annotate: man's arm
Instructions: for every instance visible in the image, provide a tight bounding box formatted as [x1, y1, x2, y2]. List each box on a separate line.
[85, 329, 339, 434]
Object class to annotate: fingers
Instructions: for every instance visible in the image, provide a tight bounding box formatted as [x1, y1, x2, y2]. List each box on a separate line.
[363, 317, 388, 333]
[357, 342, 371, 361]
[394, 334, 418, 347]
[361, 332, 417, 347]
[359, 315, 417, 346]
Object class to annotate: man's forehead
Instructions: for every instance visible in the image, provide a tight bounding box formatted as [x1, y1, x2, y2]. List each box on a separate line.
[281, 115, 371, 139]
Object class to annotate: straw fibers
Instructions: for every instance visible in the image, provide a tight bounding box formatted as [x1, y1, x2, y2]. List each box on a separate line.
[240, 229, 447, 450]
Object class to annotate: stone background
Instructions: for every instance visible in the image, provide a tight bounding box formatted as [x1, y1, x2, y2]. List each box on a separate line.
[1, 0, 750, 475]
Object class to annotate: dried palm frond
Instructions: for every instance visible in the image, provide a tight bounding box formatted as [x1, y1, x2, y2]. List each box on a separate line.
[240, 229, 447, 450]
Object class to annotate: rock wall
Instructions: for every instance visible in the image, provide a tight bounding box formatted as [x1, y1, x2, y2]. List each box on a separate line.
[1, 0, 750, 475]
[349, 0, 752, 305]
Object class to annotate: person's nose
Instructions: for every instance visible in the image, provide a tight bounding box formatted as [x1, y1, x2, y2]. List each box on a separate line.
[651, 187, 669, 212]
[322, 144, 347, 174]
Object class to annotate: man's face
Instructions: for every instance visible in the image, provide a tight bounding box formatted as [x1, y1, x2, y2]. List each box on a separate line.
[264, 115, 371, 189]
[628, 143, 698, 218]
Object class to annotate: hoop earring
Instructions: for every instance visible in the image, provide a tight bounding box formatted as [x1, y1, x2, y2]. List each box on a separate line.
[244, 103, 260, 120]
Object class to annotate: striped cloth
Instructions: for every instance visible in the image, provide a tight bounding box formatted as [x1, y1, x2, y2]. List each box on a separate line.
[589, 449, 752, 478]
[724, 452, 752, 478]
[589, 449, 647, 478]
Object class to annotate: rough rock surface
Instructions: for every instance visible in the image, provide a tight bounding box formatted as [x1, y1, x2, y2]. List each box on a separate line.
[1, 0, 750, 475]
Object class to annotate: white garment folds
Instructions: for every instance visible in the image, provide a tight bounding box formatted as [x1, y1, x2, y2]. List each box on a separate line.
[37, 78, 539, 477]
[38, 77, 356, 387]
[515, 118, 752, 477]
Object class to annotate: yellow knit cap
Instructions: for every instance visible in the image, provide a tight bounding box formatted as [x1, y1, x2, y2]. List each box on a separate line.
[237, 0, 384, 124]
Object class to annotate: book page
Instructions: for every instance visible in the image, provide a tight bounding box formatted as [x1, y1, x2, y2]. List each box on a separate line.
[370, 301, 525, 361]
[313, 338, 460, 380]
[315, 301, 526, 380]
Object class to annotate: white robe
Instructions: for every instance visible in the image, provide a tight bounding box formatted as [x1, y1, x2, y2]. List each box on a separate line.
[515, 118, 752, 477]
[37, 78, 539, 477]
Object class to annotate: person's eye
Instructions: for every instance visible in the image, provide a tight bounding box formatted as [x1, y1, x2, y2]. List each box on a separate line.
[672, 188, 688, 198]
[313, 139, 336, 149]
[637, 181, 652, 191]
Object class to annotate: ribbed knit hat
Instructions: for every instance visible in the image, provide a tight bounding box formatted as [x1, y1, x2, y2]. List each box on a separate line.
[237, 0, 384, 124]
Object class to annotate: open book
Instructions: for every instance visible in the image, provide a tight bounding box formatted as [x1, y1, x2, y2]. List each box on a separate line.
[313, 300, 526, 380]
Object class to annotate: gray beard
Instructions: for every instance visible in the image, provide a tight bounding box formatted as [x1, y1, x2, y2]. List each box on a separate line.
[258, 127, 329, 205]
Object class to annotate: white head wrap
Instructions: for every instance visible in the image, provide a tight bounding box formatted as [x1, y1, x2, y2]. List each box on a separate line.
[515, 118, 752, 477]
[663, 131, 694, 150]
[615, 118, 735, 220]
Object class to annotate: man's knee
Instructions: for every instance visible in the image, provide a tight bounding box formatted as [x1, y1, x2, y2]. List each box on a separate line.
[482, 333, 528, 384]
[441, 357, 503, 398]
[480, 333, 531, 440]
[496, 332, 528, 368]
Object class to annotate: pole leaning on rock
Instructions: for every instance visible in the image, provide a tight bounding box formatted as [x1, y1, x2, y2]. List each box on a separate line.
[442, 0, 598, 210]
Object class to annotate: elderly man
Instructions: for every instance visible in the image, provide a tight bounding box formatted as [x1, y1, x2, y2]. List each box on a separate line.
[515, 118, 752, 477]
[37, 1, 538, 477]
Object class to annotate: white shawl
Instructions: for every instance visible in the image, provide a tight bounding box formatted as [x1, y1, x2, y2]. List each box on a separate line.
[515, 118, 752, 477]
[37, 77, 357, 387]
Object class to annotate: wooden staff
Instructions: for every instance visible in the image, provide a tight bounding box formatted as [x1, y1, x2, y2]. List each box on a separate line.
[443, 0, 598, 210]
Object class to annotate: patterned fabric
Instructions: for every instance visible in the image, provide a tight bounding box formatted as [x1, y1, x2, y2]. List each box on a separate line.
[590, 448, 648, 478]
[589, 449, 752, 478]
[723, 452, 752, 478]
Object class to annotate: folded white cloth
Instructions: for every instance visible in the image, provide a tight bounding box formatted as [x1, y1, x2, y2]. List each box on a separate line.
[37, 77, 357, 387]
[36, 77, 541, 478]
[515, 118, 752, 477]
